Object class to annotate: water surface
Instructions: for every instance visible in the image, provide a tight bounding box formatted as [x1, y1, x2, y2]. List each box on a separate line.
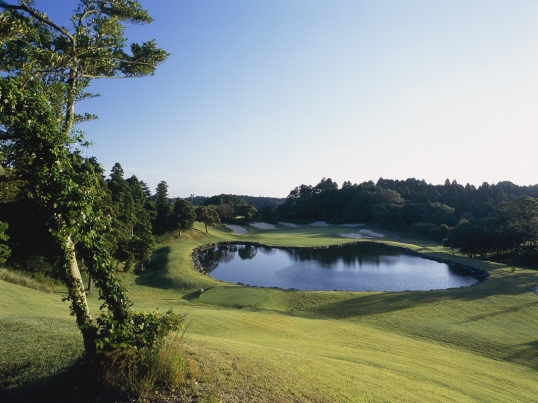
[198, 243, 479, 292]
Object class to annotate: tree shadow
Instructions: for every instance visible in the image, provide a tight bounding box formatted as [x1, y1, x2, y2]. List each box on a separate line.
[0, 358, 119, 403]
[503, 340, 538, 370]
[453, 300, 538, 324]
[133, 246, 174, 289]
[305, 271, 538, 320]
[181, 287, 215, 301]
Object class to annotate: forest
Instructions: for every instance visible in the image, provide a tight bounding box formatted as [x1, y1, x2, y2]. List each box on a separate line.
[276, 177, 538, 266]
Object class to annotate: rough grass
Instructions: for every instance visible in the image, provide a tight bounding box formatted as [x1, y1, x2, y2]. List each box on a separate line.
[0, 267, 56, 293]
[2, 222, 538, 401]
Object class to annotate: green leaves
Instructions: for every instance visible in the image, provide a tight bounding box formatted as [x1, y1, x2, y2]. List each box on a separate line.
[0, 1, 174, 359]
[0, 220, 10, 263]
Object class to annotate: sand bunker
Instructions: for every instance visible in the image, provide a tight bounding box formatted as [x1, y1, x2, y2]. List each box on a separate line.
[359, 229, 384, 237]
[278, 222, 300, 228]
[226, 225, 249, 234]
[310, 221, 329, 227]
[339, 229, 385, 239]
[250, 222, 277, 230]
[339, 232, 370, 239]
[340, 223, 365, 227]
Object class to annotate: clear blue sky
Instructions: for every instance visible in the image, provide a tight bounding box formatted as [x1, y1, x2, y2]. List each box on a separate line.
[34, 0, 538, 197]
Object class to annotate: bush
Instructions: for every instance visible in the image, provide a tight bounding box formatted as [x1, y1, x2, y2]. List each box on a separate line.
[96, 311, 188, 398]
[99, 334, 196, 398]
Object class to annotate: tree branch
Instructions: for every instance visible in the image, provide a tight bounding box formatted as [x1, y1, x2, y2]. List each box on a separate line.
[0, 1, 75, 42]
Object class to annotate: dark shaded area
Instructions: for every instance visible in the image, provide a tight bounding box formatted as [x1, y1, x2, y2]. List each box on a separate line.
[0, 199, 62, 277]
[133, 246, 174, 289]
[0, 358, 118, 403]
[306, 272, 538, 320]
[504, 340, 538, 370]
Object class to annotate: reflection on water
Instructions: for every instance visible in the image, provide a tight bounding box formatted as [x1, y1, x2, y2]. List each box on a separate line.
[198, 243, 480, 292]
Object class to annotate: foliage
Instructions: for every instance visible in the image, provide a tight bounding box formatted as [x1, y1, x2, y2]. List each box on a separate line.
[236, 204, 258, 221]
[196, 206, 220, 234]
[99, 334, 192, 398]
[154, 180, 171, 234]
[409, 222, 449, 241]
[259, 205, 278, 222]
[0, 0, 175, 360]
[95, 309, 183, 354]
[203, 193, 247, 207]
[171, 198, 196, 238]
[0, 220, 10, 262]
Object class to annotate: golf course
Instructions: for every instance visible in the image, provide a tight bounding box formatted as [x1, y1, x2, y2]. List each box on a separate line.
[2, 222, 538, 402]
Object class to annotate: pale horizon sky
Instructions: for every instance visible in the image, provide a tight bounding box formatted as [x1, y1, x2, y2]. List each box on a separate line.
[33, 0, 538, 198]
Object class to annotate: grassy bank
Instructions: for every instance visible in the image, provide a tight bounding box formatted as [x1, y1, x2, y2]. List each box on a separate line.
[2, 222, 538, 401]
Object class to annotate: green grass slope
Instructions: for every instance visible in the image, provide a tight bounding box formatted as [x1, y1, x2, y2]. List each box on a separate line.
[2, 222, 538, 401]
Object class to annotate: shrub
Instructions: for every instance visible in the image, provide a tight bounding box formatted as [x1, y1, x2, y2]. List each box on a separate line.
[96, 311, 187, 398]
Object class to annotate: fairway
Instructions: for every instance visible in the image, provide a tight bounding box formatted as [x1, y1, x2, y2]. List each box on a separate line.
[2, 222, 538, 401]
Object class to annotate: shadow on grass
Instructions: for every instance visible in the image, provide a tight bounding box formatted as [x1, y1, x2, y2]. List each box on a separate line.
[454, 300, 538, 324]
[0, 358, 119, 403]
[504, 340, 538, 370]
[133, 246, 175, 289]
[182, 287, 214, 301]
[305, 271, 538, 320]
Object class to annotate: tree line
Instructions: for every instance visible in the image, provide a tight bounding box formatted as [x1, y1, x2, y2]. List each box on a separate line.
[277, 177, 538, 266]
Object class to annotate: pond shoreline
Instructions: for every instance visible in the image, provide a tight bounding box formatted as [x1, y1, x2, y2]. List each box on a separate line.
[190, 241, 489, 290]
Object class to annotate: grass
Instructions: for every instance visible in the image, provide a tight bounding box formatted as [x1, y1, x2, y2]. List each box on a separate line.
[2, 221, 538, 401]
[0, 267, 57, 293]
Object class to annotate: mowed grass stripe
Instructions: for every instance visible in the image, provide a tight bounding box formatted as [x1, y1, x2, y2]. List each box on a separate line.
[168, 305, 538, 402]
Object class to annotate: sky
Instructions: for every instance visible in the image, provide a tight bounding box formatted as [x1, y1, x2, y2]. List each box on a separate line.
[31, 0, 538, 198]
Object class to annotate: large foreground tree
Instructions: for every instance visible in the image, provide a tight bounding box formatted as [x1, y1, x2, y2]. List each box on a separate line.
[0, 0, 177, 356]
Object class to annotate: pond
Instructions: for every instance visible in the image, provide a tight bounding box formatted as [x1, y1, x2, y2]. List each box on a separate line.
[197, 243, 481, 292]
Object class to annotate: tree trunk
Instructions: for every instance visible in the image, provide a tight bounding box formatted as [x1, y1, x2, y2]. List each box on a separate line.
[88, 270, 93, 294]
[66, 236, 96, 355]
[67, 237, 92, 322]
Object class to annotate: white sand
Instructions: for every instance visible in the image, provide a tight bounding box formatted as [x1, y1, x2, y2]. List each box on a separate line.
[278, 222, 300, 228]
[310, 221, 329, 227]
[359, 229, 384, 237]
[339, 232, 370, 239]
[226, 225, 249, 234]
[250, 222, 277, 230]
[340, 223, 365, 227]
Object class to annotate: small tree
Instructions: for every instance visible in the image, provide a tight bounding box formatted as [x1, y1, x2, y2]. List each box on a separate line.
[196, 206, 220, 234]
[171, 199, 196, 238]
[154, 181, 171, 234]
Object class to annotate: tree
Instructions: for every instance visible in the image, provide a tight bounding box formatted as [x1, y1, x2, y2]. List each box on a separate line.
[128, 212, 154, 271]
[204, 194, 247, 207]
[0, 1, 178, 357]
[171, 199, 196, 238]
[108, 163, 136, 268]
[154, 181, 171, 234]
[0, 221, 10, 262]
[214, 204, 236, 222]
[259, 205, 277, 222]
[237, 204, 258, 221]
[196, 206, 220, 234]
